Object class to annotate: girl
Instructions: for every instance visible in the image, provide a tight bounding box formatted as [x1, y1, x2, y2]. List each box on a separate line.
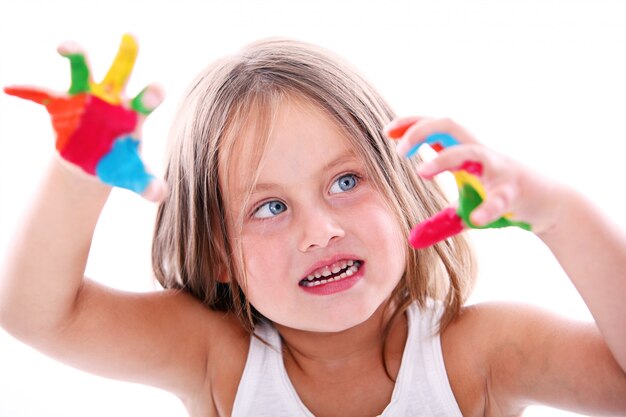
[1, 36, 625, 417]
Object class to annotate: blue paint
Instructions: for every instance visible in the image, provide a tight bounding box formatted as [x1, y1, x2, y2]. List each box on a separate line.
[406, 132, 460, 158]
[96, 136, 153, 194]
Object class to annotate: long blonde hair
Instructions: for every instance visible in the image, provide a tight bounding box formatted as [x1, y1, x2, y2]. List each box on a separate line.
[152, 38, 476, 335]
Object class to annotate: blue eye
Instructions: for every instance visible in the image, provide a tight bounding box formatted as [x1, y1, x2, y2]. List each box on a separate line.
[330, 174, 358, 194]
[253, 200, 287, 219]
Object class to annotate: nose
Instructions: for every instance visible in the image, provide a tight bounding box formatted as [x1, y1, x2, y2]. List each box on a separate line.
[297, 205, 346, 252]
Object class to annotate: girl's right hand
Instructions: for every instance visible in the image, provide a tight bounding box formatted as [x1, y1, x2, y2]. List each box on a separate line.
[3, 34, 166, 202]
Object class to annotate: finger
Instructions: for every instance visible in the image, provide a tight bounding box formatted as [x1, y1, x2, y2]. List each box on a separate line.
[141, 178, 167, 202]
[95, 136, 165, 201]
[396, 117, 479, 157]
[418, 144, 487, 179]
[409, 207, 465, 249]
[3, 86, 54, 105]
[130, 83, 165, 115]
[93, 34, 138, 103]
[469, 187, 513, 227]
[384, 116, 430, 139]
[58, 42, 92, 95]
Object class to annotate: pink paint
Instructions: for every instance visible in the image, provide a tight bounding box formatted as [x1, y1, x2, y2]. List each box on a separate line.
[458, 160, 483, 176]
[409, 207, 465, 249]
[59, 96, 138, 174]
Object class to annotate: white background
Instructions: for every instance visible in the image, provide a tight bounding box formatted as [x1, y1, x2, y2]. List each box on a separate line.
[1, 0, 625, 416]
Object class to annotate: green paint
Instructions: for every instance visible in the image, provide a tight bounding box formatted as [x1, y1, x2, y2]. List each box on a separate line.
[130, 88, 153, 115]
[64, 53, 90, 95]
[457, 184, 531, 231]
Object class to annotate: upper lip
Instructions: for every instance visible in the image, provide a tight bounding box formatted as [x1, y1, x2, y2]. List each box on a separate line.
[301, 253, 362, 279]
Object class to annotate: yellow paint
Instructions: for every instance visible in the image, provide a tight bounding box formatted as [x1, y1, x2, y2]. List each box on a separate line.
[453, 170, 516, 220]
[90, 34, 138, 104]
[453, 171, 486, 199]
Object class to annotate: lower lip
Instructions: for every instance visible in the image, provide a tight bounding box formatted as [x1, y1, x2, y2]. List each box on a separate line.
[299, 264, 364, 296]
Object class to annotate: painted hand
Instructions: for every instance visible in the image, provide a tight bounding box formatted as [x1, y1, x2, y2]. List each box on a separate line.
[3, 34, 166, 201]
[386, 117, 531, 249]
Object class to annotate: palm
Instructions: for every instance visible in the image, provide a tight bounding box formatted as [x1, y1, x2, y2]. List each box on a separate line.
[3, 34, 164, 201]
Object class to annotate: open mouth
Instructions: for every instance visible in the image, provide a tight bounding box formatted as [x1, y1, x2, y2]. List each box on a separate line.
[299, 260, 363, 287]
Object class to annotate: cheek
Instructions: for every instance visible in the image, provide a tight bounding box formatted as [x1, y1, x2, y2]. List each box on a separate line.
[358, 201, 408, 276]
[240, 236, 289, 299]
[358, 197, 406, 249]
[242, 233, 284, 274]
[378, 213, 407, 260]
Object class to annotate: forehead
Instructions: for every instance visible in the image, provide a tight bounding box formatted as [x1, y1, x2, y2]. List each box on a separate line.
[219, 95, 356, 204]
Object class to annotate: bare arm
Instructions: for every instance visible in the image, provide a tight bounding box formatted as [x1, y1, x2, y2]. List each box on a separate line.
[482, 303, 626, 416]
[444, 303, 626, 416]
[0, 158, 111, 337]
[0, 36, 226, 403]
[389, 116, 626, 414]
[537, 186, 626, 372]
[0, 159, 215, 399]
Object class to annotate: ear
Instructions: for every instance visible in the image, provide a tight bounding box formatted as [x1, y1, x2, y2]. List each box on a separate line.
[215, 262, 231, 283]
[216, 273, 230, 283]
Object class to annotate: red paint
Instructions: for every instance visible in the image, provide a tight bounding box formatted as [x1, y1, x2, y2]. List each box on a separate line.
[59, 96, 137, 174]
[458, 160, 483, 176]
[4, 86, 139, 175]
[409, 207, 465, 249]
[48, 94, 88, 151]
[299, 265, 364, 296]
[430, 143, 444, 152]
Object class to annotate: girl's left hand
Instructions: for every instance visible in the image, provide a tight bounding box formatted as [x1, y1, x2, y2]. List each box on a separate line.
[385, 116, 561, 240]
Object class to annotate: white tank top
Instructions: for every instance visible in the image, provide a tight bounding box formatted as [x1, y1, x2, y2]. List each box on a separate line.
[231, 301, 462, 416]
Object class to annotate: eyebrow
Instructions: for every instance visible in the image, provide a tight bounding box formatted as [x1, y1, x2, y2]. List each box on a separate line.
[250, 150, 359, 193]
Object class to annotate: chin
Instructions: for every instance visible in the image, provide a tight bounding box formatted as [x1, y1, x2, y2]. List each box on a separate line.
[295, 299, 383, 333]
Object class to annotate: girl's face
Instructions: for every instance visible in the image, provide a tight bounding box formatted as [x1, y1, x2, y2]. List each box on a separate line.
[224, 98, 407, 332]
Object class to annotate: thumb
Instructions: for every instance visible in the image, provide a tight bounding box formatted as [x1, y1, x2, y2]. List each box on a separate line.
[4, 86, 55, 106]
[141, 177, 167, 203]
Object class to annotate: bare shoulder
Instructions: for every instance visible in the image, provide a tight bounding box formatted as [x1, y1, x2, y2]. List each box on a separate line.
[140, 287, 251, 416]
[197, 310, 250, 417]
[442, 301, 626, 416]
[56, 279, 250, 415]
[440, 303, 493, 417]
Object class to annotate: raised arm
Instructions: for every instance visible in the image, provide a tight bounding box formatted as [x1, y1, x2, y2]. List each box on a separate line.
[536, 185, 626, 368]
[0, 36, 216, 401]
[387, 116, 626, 414]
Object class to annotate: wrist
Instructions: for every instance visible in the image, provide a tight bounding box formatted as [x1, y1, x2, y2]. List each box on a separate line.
[51, 154, 112, 197]
[533, 183, 584, 242]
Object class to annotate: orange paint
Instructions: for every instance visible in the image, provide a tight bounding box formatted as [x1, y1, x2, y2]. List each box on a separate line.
[3, 86, 52, 105]
[48, 94, 88, 151]
[385, 119, 415, 139]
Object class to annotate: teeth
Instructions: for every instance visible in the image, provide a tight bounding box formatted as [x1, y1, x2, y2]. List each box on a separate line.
[301, 261, 362, 287]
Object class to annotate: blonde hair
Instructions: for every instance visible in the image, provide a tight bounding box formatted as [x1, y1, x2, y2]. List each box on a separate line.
[152, 38, 476, 335]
